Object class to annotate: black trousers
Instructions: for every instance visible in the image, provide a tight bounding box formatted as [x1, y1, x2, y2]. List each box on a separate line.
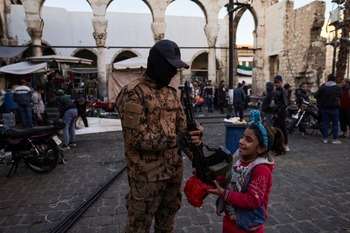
[78, 111, 89, 127]
[339, 108, 350, 133]
[273, 113, 288, 145]
[234, 105, 244, 120]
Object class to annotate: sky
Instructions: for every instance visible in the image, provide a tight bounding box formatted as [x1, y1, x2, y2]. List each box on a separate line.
[44, 0, 335, 44]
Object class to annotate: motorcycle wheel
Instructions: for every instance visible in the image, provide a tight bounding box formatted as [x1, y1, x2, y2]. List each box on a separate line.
[24, 140, 59, 174]
[288, 118, 298, 134]
[285, 115, 293, 130]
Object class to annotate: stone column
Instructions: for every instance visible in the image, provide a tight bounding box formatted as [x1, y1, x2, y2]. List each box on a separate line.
[204, 23, 220, 83]
[92, 18, 108, 99]
[26, 22, 43, 56]
[22, 0, 45, 56]
[88, 0, 110, 99]
[151, 22, 166, 42]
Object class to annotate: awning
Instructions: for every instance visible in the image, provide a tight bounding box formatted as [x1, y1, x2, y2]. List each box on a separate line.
[113, 57, 147, 70]
[68, 68, 98, 74]
[27, 55, 93, 65]
[237, 64, 252, 77]
[0, 61, 47, 74]
[0, 46, 28, 58]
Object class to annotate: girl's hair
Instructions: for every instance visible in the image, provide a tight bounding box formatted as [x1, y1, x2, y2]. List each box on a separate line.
[247, 124, 286, 156]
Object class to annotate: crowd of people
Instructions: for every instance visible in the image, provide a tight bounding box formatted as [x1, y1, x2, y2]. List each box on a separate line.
[261, 74, 350, 147]
[0, 78, 91, 150]
[188, 78, 251, 117]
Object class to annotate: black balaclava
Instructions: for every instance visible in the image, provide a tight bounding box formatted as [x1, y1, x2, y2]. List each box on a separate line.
[145, 47, 177, 88]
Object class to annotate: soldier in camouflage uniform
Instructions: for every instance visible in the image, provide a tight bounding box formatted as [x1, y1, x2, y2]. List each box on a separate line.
[117, 40, 200, 233]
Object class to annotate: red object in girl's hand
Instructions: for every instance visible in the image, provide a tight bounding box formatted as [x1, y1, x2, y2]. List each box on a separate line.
[184, 175, 215, 207]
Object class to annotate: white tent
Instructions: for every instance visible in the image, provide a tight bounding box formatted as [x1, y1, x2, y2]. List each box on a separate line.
[27, 55, 93, 65]
[113, 57, 147, 70]
[0, 61, 47, 74]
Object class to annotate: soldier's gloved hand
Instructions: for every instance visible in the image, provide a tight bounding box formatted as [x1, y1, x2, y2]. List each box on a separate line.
[176, 130, 202, 149]
[187, 130, 202, 147]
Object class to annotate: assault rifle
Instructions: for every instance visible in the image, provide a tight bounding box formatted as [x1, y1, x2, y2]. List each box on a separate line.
[179, 81, 212, 184]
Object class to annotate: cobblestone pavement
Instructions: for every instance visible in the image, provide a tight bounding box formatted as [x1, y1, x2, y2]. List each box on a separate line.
[0, 114, 350, 233]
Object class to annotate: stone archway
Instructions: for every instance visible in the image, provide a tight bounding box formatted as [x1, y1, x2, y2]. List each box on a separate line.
[21, 41, 55, 59]
[232, 6, 258, 87]
[112, 50, 139, 63]
[191, 51, 221, 84]
[72, 49, 98, 68]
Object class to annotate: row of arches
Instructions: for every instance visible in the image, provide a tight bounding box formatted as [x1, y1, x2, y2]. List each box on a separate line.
[3, 0, 283, 97]
[19, 40, 222, 81]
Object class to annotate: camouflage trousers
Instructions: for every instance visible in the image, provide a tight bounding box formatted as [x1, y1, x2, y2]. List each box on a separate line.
[125, 176, 183, 233]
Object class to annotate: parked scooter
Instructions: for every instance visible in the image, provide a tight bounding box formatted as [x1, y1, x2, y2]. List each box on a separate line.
[86, 97, 119, 118]
[0, 123, 65, 177]
[288, 98, 331, 135]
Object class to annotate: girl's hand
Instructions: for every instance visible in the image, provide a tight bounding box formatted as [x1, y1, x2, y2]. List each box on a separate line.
[207, 180, 225, 196]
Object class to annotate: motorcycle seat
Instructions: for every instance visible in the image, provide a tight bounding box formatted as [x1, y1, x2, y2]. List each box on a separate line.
[7, 125, 57, 139]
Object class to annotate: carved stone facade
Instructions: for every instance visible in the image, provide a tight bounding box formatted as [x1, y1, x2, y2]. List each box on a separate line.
[0, 0, 327, 97]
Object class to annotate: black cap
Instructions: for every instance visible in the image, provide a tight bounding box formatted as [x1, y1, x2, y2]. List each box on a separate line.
[152, 39, 189, 69]
[274, 75, 283, 83]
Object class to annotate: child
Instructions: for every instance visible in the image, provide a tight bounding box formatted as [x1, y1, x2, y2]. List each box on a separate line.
[208, 109, 285, 233]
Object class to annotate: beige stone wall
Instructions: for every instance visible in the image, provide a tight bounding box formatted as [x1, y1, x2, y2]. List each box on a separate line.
[250, 0, 326, 95]
[265, 1, 286, 56]
[279, 1, 326, 93]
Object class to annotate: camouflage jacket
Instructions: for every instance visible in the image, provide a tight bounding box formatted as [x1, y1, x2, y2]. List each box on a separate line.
[116, 77, 187, 181]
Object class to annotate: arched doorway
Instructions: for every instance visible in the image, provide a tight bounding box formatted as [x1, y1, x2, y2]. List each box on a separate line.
[112, 50, 137, 63]
[191, 52, 221, 84]
[21, 42, 55, 59]
[73, 49, 97, 68]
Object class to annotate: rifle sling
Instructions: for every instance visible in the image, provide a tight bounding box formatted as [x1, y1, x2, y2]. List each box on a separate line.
[199, 143, 235, 187]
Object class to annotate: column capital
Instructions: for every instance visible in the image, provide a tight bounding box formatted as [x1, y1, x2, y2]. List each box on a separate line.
[93, 32, 107, 47]
[204, 23, 220, 47]
[92, 18, 108, 47]
[151, 22, 166, 42]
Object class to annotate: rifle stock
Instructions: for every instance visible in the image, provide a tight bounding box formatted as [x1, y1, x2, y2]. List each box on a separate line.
[179, 81, 212, 184]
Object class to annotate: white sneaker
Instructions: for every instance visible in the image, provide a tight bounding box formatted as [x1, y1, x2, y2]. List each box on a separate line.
[331, 140, 341, 144]
[323, 139, 328, 144]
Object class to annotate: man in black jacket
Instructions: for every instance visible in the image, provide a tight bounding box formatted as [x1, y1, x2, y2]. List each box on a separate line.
[273, 75, 289, 151]
[295, 82, 309, 107]
[233, 83, 246, 121]
[261, 81, 275, 127]
[218, 80, 226, 114]
[315, 74, 342, 144]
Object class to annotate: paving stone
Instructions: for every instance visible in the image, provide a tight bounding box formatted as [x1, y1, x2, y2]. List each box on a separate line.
[90, 215, 112, 227]
[311, 218, 339, 232]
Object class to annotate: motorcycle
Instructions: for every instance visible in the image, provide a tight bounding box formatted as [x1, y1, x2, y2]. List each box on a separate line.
[285, 103, 299, 129]
[0, 123, 65, 177]
[288, 98, 332, 135]
[86, 97, 119, 118]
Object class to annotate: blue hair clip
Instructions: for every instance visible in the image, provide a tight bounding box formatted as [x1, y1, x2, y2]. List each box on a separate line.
[250, 110, 268, 148]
